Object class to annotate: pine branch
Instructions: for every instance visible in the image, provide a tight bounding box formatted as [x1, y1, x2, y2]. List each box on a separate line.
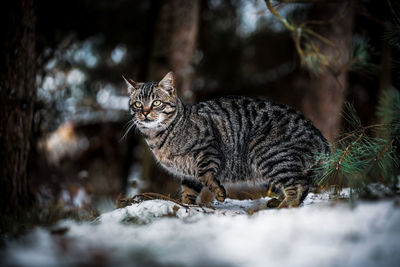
[374, 138, 395, 162]
[335, 132, 364, 171]
[313, 89, 400, 196]
[387, 0, 400, 25]
[264, 0, 349, 77]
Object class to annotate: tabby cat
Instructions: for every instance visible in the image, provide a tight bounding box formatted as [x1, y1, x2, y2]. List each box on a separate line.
[124, 72, 329, 208]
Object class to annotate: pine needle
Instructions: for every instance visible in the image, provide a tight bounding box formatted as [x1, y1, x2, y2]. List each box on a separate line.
[313, 89, 400, 197]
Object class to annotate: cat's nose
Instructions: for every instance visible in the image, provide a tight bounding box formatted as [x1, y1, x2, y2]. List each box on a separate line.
[142, 108, 150, 116]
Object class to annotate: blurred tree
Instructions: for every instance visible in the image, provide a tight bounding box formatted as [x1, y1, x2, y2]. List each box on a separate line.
[148, 0, 200, 101]
[32, 0, 155, 201]
[296, 2, 354, 143]
[0, 0, 36, 215]
[266, 0, 354, 142]
[139, 0, 200, 193]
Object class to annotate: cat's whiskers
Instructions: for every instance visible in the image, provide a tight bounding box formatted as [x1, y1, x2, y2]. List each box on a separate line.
[123, 119, 135, 128]
[120, 119, 136, 141]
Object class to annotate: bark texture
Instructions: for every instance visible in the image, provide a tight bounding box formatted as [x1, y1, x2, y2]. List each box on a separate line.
[0, 0, 36, 215]
[149, 0, 200, 101]
[297, 2, 353, 143]
[140, 0, 200, 192]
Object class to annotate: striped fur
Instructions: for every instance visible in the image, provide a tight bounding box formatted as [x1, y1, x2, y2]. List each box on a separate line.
[125, 72, 330, 207]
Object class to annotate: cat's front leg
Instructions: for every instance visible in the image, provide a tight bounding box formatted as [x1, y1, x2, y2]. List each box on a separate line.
[197, 171, 226, 202]
[181, 178, 203, 204]
[195, 153, 226, 202]
[277, 183, 309, 209]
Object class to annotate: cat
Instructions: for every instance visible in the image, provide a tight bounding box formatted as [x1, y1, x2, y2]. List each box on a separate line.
[124, 72, 330, 208]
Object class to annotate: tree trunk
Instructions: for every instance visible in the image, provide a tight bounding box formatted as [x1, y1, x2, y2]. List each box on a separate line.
[140, 0, 200, 193]
[148, 0, 200, 102]
[296, 2, 353, 143]
[0, 0, 36, 215]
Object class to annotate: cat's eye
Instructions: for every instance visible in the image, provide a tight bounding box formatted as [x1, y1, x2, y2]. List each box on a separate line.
[134, 101, 143, 108]
[152, 100, 162, 107]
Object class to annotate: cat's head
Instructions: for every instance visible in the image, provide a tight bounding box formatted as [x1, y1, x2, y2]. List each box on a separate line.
[125, 72, 179, 131]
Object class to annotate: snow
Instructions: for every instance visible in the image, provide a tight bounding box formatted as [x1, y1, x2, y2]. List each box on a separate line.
[2, 193, 400, 267]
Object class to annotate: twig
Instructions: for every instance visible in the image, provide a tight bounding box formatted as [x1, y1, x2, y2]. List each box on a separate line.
[265, 0, 294, 30]
[336, 130, 359, 144]
[265, 0, 345, 76]
[374, 138, 395, 162]
[119, 192, 192, 209]
[119, 192, 217, 212]
[337, 123, 395, 144]
[336, 132, 364, 170]
[387, 0, 400, 25]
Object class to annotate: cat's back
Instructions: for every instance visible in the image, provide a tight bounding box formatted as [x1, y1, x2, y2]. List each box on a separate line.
[194, 95, 295, 134]
[194, 96, 263, 138]
[195, 95, 268, 123]
[193, 95, 329, 154]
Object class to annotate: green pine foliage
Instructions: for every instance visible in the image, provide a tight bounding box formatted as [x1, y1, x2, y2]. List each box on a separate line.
[374, 88, 400, 185]
[349, 36, 379, 78]
[313, 88, 400, 197]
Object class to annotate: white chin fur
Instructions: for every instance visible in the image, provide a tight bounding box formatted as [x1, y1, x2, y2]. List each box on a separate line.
[139, 118, 163, 129]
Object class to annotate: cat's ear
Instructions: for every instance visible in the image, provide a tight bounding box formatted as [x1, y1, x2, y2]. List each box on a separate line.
[122, 75, 141, 94]
[158, 71, 175, 96]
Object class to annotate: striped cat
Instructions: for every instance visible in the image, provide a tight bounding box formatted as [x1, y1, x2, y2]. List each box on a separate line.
[124, 72, 329, 208]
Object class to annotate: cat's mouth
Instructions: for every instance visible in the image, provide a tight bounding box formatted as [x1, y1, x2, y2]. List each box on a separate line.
[139, 117, 162, 129]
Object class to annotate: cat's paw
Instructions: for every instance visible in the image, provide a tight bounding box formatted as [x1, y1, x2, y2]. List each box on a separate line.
[265, 197, 281, 208]
[214, 186, 226, 202]
[277, 185, 302, 208]
[181, 193, 197, 205]
[276, 196, 299, 209]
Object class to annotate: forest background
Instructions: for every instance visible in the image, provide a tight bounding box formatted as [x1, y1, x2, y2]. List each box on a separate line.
[1, 0, 399, 231]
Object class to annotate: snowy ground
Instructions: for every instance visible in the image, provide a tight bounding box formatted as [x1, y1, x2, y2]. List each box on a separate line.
[2, 192, 400, 267]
